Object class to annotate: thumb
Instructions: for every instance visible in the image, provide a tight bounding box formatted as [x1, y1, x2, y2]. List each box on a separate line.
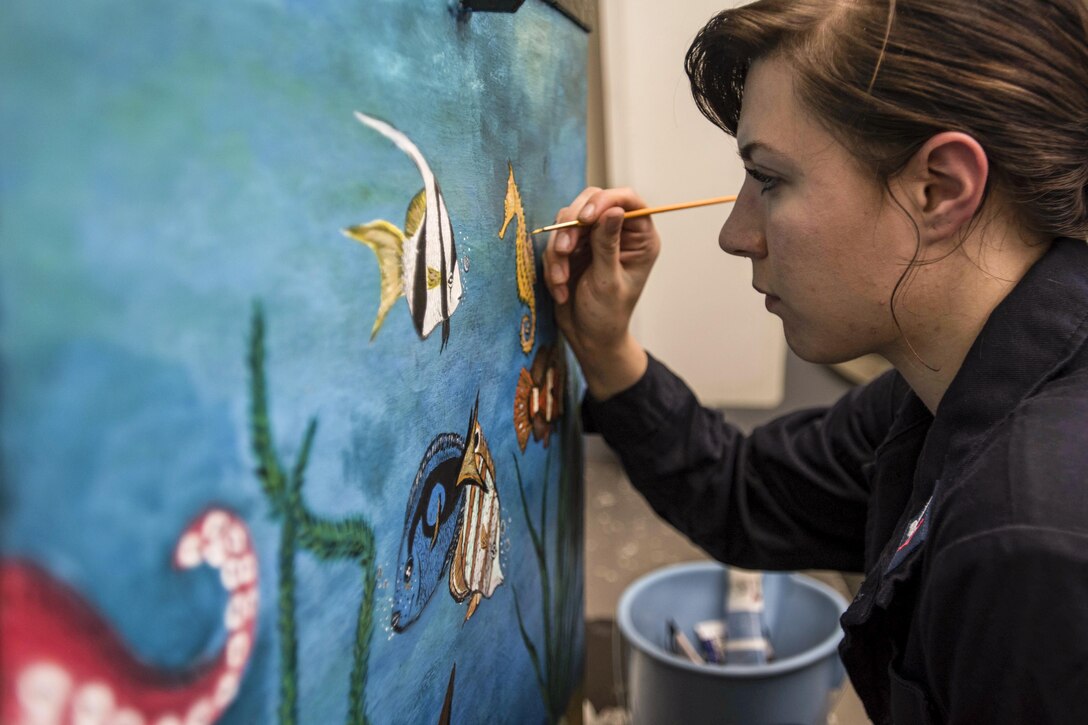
[589, 209, 624, 279]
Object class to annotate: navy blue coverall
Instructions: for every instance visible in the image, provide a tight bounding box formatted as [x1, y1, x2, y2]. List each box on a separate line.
[584, 238, 1088, 724]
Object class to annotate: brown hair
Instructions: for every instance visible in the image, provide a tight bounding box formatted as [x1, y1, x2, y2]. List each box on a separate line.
[685, 0, 1088, 241]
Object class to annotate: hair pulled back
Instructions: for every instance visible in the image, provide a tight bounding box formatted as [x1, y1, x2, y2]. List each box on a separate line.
[686, 0, 1088, 241]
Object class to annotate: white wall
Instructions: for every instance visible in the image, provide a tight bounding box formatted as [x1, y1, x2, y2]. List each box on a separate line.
[595, 0, 785, 407]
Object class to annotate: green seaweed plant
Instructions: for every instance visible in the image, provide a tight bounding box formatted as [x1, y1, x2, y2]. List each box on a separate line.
[247, 304, 378, 725]
[512, 377, 585, 723]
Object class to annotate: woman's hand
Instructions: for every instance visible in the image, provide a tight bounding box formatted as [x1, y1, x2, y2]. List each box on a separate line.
[543, 187, 661, 400]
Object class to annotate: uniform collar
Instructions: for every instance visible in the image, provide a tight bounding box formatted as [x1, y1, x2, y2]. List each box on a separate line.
[918, 238, 1088, 484]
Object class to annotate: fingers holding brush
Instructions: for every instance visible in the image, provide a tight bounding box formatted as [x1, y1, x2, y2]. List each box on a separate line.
[544, 186, 600, 304]
[542, 187, 661, 398]
[544, 186, 661, 306]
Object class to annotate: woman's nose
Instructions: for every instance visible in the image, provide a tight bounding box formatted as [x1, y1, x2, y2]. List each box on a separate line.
[719, 187, 766, 259]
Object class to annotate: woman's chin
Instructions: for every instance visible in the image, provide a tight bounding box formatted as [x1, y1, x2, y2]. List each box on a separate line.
[784, 329, 876, 367]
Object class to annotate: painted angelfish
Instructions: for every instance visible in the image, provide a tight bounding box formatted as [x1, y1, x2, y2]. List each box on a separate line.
[513, 344, 566, 452]
[344, 112, 463, 349]
[449, 402, 504, 622]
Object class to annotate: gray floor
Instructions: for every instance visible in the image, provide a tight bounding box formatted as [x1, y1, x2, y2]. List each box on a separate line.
[580, 352, 871, 724]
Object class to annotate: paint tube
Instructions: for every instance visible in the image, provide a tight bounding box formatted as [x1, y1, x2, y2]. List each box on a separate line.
[693, 619, 728, 664]
[724, 568, 773, 665]
[666, 619, 704, 664]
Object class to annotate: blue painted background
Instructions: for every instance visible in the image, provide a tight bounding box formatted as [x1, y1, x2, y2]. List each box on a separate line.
[0, 0, 587, 722]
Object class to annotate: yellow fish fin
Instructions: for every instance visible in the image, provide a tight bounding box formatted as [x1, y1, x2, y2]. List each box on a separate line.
[427, 266, 442, 290]
[342, 221, 405, 340]
[405, 189, 426, 238]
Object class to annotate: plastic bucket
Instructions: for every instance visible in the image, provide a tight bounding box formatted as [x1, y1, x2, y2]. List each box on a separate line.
[617, 562, 848, 725]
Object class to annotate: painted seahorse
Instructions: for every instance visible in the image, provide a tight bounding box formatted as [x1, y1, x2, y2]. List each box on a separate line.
[0, 508, 259, 725]
[499, 163, 536, 355]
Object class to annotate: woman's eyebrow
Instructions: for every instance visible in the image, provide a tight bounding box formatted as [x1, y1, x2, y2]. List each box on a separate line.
[738, 140, 786, 163]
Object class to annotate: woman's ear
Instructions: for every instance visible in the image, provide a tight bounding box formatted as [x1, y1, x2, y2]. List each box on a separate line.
[901, 131, 989, 246]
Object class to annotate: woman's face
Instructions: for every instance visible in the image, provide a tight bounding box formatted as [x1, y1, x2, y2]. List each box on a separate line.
[720, 56, 919, 364]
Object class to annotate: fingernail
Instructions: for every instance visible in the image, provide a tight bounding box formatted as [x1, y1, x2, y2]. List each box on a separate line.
[556, 231, 570, 252]
[605, 214, 622, 231]
[578, 203, 596, 223]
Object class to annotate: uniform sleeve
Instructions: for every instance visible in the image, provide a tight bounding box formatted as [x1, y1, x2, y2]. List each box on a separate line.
[582, 354, 901, 572]
[919, 529, 1088, 724]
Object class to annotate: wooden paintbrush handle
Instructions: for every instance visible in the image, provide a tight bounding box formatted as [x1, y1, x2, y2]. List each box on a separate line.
[530, 194, 737, 235]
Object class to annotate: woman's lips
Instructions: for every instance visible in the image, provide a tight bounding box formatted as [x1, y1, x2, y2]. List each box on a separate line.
[754, 285, 780, 311]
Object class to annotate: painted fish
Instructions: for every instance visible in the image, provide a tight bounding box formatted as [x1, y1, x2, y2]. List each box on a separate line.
[344, 112, 463, 349]
[392, 432, 466, 632]
[499, 163, 536, 354]
[449, 402, 504, 622]
[391, 399, 503, 631]
[513, 344, 566, 452]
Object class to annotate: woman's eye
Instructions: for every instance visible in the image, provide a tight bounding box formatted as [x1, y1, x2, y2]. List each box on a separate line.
[744, 167, 778, 194]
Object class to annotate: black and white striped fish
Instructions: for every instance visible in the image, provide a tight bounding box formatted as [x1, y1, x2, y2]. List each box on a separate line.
[344, 112, 463, 348]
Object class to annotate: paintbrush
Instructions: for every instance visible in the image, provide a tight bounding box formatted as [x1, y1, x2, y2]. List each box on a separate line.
[529, 194, 737, 236]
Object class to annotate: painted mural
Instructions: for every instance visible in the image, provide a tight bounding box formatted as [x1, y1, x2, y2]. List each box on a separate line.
[0, 1, 587, 723]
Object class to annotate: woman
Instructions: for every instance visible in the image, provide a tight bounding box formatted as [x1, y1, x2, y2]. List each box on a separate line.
[543, 1, 1088, 722]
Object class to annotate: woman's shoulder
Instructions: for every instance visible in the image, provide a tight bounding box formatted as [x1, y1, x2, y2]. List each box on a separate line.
[936, 366, 1088, 545]
[1009, 364, 1088, 466]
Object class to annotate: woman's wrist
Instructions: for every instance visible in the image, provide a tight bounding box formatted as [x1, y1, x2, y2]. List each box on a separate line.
[580, 334, 648, 402]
